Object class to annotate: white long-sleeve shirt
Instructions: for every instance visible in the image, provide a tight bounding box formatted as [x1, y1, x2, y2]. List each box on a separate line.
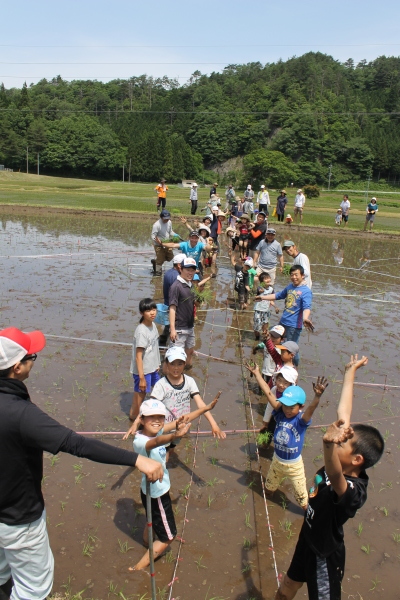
[151, 219, 176, 246]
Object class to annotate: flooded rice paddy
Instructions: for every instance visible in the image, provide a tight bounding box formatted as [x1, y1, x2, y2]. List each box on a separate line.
[0, 208, 399, 600]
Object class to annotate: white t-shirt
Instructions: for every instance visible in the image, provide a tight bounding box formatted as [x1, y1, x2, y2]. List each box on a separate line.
[340, 200, 350, 215]
[294, 194, 305, 208]
[130, 323, 160, 375]
[292, 253, 312, 289]
[133, 430, 170, 498]
[151, 375, 200, 422]
[263, 386, 278, 421]
[262, 347, 281, 376]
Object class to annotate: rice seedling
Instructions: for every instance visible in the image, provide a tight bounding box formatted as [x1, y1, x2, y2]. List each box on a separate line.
[93, 498, 103, 509]
[256, 431, 272, 446]
[117, 539, 134, 553]
[60, 501, 67, 512]
[356, 523, 363, 537]
[380, 506, 389, 516]
[243, 537, 251, 549]
[194, 555, 207, 571]
[361, 544, 371, 554]
[240, 493, 248, 505]
[207, 494, 215, 508]
[210, 456, 218, 466]
[369, 576, 380, 591]
[241, 561, 252, 573]
[392, 532, 400, 543]
[245, 511, 253, 529]
[206, 478, 218, 487]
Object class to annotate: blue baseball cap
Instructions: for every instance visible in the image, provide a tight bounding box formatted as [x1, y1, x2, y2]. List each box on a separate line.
[193, 274, 200, 281]
[280, 386, 306, 406]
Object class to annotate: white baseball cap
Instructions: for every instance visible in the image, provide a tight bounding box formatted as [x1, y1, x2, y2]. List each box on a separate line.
[260, 185, 265, 188]
[270, 325, 285, 337]
[140, 399, 167, 417]
[244, 257, 254, 267]
[192, 182, 198, 187]
[275, 365, 298, 385]
[181, 257, 197, 269]
[165, 346, 187, 363]
[173, 253, 186, 264]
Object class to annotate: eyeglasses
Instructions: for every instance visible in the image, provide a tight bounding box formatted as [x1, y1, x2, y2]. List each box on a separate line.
[20, 353, 37, 363]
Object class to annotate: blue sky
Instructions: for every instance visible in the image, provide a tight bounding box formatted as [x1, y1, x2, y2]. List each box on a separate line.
[2, 0, 400, 88]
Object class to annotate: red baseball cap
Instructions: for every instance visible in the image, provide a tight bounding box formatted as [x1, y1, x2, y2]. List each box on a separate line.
[0, 327, 46, 369]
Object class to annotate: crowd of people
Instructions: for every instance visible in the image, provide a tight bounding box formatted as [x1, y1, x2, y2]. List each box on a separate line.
[0, 181, 385, 600]
[143, 191, 384, 599]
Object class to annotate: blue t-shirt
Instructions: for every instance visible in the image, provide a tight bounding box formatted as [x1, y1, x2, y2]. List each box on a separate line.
[272, 409, 311, 462]
[163, 267, 179, 306]
[179, 241, 205, 267]
[275, 283, 313, 329]
[133, 430, 171, 498]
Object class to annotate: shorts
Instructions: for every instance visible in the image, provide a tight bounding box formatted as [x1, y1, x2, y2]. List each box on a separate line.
[170, 328, 195, 350]
[253, 309, 270, 332]
[294, 206, 303, 215]
[265, 454, 308, 508]
[133, 371, 160, 393]
[239, 235, 249, 242]
[237, 289, 249, 305]
[366, 213, 375, 222]
[140, 491, 177, 543]
[0, 510, 54, 600]
[341, 214, 348, 222]
[287, 530, 345, 600]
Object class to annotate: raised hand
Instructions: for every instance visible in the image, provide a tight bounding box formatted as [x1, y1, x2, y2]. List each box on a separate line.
[244, 360, 260, 376]
[323, 419, 354, 445]
[344, 354, 368, 372]
[123, 415, 141, 440]
[206, 391, 221, 411]
[312, 376, 329, 397]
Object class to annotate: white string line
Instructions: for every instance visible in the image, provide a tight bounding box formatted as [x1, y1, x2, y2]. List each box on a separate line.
[0, 250, 153, 259]
[167, 289, 218, 600]
[311, 263, 400, 279]
[230, 263, 280, 591]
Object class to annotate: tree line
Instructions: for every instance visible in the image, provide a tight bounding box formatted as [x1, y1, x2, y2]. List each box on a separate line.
[0, 53, 400, 186]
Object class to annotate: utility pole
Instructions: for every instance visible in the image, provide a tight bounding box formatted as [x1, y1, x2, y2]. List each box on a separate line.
[122, 164, 125, 182]
[26, 147, 29, 174]
[328, 164, 332, 190]
[128, 158, 131, 182]
[37, 152, 39, 176]
[365, 171, 371, 204]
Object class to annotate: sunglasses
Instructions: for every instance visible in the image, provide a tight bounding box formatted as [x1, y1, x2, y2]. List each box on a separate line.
[20, 353, 37, 363]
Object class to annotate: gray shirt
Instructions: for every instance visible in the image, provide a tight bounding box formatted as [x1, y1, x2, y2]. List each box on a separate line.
[151, 219, 176, 246]
[256, 239, 283, 270]
[130, 323, 160, 375]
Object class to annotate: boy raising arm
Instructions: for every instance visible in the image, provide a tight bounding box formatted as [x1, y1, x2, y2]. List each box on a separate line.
[275, 355, 385, 600]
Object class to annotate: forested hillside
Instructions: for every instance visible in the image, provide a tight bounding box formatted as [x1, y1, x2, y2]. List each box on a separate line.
[1, 52, 400, 186]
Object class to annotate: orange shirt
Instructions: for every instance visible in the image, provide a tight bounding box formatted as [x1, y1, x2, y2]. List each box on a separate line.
[155, 184, 168, 198]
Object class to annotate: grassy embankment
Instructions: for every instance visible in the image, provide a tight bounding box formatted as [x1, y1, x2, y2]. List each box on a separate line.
[1, 172, 399, 233]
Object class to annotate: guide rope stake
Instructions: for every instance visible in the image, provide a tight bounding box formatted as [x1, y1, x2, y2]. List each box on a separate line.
[146, 480, 157, 600]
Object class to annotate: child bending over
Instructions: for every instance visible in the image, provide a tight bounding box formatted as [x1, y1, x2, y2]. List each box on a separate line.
[246, 360, 327, 510]
[274, 355, 385, 600]
[125, 395, 219, 570]
[252, 273, 279, 340]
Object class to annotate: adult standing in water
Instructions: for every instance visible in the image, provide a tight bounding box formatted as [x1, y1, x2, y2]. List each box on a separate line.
[253, 228, 283, 285]
[151, 210, 178, 276]
[282, 241, 312, 288]
[0, 327, 163, 600]
[155, 178, 168, 212]
[276, 190, 288, 222]
[364, 197, 378, 232]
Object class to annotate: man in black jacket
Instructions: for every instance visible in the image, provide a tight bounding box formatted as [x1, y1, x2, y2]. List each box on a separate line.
[0, 327, 163, 600]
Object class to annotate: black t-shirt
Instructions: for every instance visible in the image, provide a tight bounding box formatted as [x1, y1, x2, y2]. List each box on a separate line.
[234, 264, 249, 292]
[249, 222, 267, 250]
[302, 466, 368, 558]
[169, 277, 195, 329]
[0, 379, 138, 525]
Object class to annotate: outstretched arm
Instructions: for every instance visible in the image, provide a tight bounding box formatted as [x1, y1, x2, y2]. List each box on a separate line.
[163, 392, 221, 433]
[323, 421, 354, 498]
[337, 355, 368, 428]
[162, 242, 180, 249]
[301, 377, 328, 422]
[191, 392, 226, 439]
[244, 362, 280, 410]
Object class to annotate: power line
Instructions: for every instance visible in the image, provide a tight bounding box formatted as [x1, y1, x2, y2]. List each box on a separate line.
[0, 43, 399, 48]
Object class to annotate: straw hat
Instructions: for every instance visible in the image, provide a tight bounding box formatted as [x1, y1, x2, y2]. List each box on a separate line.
[240, 213, 251, 221]
[217, 211, 226, 218]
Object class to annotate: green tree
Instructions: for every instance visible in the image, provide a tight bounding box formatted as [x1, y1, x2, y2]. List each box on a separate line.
[243, 149, 299, 188]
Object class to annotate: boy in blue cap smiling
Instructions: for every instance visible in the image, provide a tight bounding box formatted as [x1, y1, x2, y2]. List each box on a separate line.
[246, 361, 328, 510]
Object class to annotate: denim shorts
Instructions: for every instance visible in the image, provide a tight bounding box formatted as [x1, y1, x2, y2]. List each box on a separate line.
[133, 371, 160, 393]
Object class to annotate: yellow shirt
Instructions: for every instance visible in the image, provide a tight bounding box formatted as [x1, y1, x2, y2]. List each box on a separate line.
[155, 184, 168, 198]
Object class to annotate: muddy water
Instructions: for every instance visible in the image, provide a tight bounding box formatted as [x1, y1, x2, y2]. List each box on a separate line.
[0, 209, 399, 600]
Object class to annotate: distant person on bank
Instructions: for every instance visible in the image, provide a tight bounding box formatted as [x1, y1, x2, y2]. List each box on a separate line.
[0, 327, 162, 600]
[340, 195, 350, 227]
[189, 182, 198, 215]
[155, 178, 168, 211]
[257, 185, 270, 216]
[276, 190, 288, 222]
[293, 189, 305, 223]
[364, 197, 378, 232]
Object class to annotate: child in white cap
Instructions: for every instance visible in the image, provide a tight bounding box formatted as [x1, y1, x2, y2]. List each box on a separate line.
[127, 394, 219, 570]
